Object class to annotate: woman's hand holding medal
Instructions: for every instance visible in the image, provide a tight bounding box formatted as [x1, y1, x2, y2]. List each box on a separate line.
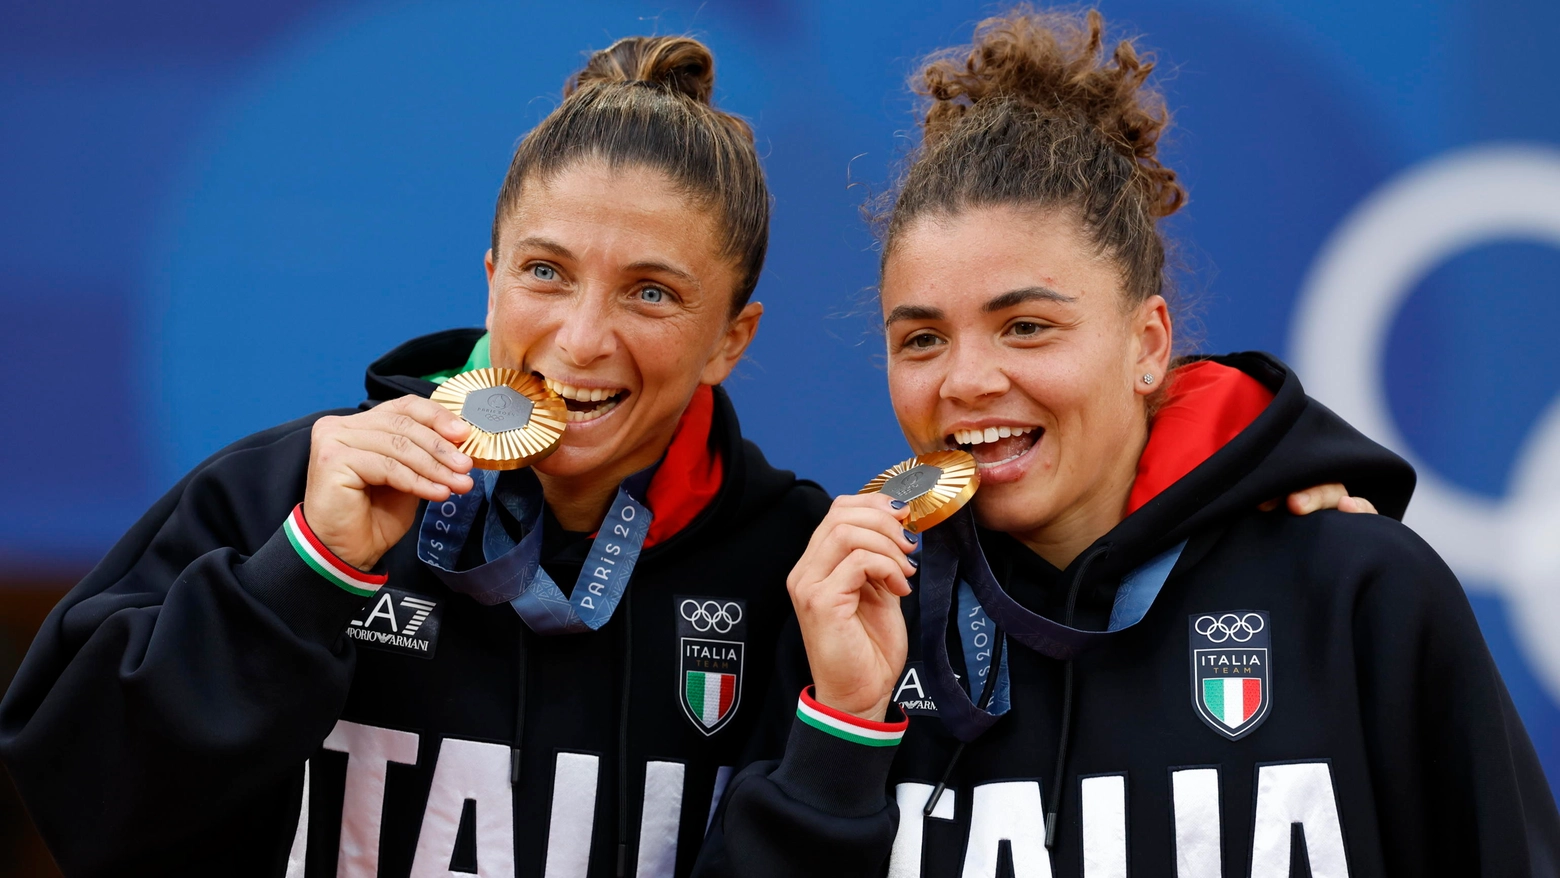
[788, 451, 980, 722]
[304, 396, 475, 571]
[786, 493, 921, 723]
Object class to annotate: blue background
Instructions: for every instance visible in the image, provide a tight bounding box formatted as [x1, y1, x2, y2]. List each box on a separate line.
[3, 0, 1557, 796]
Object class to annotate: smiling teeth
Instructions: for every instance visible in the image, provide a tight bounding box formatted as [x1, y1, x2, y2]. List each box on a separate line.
[544, 377, 625, 402]
[952, 425, 1035, 446]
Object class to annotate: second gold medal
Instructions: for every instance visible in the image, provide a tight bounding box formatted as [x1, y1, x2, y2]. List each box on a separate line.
[859, 449, 980, 533]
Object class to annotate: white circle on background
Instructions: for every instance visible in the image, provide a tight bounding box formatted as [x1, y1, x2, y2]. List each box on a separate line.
[1292, 144, 1560, 695]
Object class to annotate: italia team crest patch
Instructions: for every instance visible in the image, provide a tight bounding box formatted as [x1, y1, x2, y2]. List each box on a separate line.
[1189, 610, 1271, 740]
[677, 596, 746, 736]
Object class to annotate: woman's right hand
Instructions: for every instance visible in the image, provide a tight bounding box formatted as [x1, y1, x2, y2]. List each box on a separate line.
[787, 493, 921, 722]
[303, 396, 475, 571]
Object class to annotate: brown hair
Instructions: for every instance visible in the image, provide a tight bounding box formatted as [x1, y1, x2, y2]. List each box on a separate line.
[491, 36, 769, 314]
[882, 7, 1186, 307]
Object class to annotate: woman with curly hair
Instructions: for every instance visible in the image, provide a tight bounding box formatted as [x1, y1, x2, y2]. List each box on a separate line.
[697, 8, 1560, 877]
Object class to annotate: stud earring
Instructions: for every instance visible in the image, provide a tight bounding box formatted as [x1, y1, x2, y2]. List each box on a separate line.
[1142, 374, 1155, 385]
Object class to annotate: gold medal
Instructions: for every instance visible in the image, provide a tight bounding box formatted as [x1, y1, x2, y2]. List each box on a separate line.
[430, 368, 567, 470]
[859, 450, 980, 533]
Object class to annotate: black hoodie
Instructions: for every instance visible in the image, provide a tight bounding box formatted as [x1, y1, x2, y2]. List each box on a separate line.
[0, 329, 829, 878]
[695, 352, 1560, 878]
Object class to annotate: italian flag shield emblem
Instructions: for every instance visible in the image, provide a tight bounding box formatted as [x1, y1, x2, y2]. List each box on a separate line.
[1189, 611, 1273, 740]
[1202, 677, 1263, 730]
[685, 671, 736, 728]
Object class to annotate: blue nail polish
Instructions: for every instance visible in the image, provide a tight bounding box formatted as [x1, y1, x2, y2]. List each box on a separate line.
[904, 529, 919, 544]
[908, 556, 920, 568]
[890, 499, 908, 509]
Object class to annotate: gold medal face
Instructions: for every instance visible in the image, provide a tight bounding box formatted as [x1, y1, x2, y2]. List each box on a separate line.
[430, 368, 567, 470]
[859, 450, 980, 533]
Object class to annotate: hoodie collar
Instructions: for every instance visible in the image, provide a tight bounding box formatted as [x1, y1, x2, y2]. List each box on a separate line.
[1126, 360, 1276, 514]
[423, 333, 491, 384]
[1050, 352, 1415, 585]
[977, 360, 1274, 610]
[974, 352, 1414, 631]
[365, 327, 486, 402]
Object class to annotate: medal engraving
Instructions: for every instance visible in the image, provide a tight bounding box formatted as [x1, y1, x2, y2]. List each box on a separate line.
[879, 464, 944, 502]
[460, 386, 534, 433]
[860, 450, 980, 533]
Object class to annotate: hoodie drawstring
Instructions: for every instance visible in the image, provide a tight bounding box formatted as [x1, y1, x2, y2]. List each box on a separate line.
[1045, 544, 1108, 848]
[924, 631, 1006, 817]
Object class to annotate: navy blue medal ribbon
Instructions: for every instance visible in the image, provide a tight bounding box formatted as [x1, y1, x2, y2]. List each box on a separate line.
[920, 506, 1185, 741]
[416, 465, 656, 635]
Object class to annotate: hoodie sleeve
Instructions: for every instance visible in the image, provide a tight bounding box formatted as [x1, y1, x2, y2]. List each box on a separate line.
[0, 412, 374, 876]
[694, 619, 905, 878]
[1343, 514, 1560, 876]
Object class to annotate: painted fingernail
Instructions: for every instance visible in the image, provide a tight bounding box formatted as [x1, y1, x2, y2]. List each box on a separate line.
[904, 529, 919, 544]
[890, 499, 908, 510]
[908, 556, 920, 569]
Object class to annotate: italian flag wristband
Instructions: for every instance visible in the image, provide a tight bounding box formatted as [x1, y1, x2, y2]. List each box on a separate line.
[796, 686, 908, 748]
[282, 504, 387, 598]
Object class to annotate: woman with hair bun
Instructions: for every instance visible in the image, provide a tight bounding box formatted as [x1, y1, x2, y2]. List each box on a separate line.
[698, 8, 1560, 877]
[1, 35, 819, 878]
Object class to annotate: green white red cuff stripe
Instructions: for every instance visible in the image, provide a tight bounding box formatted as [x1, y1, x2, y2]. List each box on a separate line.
[795, 686, 908, 748]
[282, 504, 386, 598]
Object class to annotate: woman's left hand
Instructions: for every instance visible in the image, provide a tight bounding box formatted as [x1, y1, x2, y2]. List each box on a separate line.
[1261, 483, 1378, 515]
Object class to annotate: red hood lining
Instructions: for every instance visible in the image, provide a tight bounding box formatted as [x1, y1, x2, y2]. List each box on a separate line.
[638, 384, 724, 548]
[1125, 361, 1275, 515]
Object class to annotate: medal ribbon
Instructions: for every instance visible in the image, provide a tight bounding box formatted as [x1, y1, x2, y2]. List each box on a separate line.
[921, 506, 1185, 741]
[416, 465, 656, 635]
[956, 578, 1012, 717]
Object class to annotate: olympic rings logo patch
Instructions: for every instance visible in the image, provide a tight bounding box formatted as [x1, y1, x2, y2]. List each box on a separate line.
[1193, 613, 1266, 643]
[680, 599, 744, 634]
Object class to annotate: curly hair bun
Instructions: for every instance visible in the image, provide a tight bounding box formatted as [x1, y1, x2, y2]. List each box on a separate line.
[919, 6, 1185, 218]
[567, 36, 717, 106]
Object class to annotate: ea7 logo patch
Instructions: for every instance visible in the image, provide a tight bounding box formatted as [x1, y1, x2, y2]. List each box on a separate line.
[676, 596, 746, 736]
[347, 588, 443, 659]
[1189, 611, 1271, 740]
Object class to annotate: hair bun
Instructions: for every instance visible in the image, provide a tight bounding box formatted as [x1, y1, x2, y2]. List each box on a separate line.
[918, 7, 1185, 218]
[567, 36, 717, 105]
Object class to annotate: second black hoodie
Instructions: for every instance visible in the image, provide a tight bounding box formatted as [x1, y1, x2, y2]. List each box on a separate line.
[0, 329, 830, 877]
[695, 352, 1560, 878]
